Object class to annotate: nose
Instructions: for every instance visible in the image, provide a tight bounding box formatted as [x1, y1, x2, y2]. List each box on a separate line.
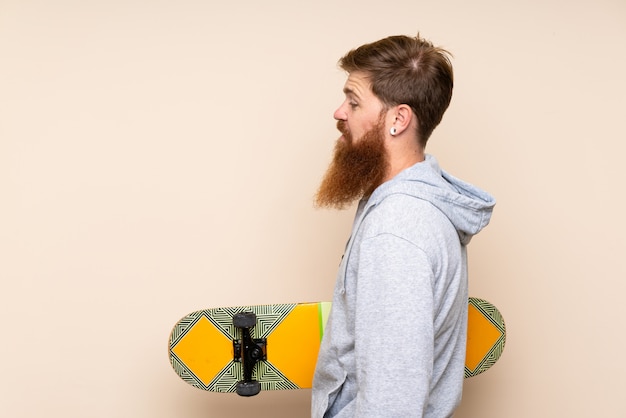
[333, 103, 347, 121]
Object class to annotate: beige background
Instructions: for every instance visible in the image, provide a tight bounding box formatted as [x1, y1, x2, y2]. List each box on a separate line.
[1, 0, 625, 417]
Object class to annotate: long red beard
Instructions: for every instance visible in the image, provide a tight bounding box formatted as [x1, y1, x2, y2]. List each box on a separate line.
[315, 118, 389, 209]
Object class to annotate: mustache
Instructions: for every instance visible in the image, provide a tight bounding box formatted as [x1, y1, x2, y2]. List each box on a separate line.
[337, 120, 349, 136]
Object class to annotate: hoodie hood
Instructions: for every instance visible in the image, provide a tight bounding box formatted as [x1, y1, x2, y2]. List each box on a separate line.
[363, 155, 496, 245]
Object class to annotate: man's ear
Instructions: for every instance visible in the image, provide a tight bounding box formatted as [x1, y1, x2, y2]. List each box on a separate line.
[389, 104, 414, 136]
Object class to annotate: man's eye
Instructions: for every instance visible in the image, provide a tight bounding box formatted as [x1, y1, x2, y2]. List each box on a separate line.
[349, 102, 358, 109]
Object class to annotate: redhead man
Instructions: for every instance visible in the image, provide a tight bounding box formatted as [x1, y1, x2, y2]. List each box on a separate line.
[312, 34, 496, 417]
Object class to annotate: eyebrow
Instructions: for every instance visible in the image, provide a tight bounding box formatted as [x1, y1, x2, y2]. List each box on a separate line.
[343, 86, 361, 99]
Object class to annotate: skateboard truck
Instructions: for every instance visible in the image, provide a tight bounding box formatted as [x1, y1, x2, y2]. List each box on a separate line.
[232, 312, 267, 396]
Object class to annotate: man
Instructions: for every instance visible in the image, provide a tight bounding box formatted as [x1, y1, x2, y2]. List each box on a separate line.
[311, 35, 496, 417]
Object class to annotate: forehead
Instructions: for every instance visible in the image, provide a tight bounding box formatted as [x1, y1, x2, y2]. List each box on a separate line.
[343, 71, 374, 99]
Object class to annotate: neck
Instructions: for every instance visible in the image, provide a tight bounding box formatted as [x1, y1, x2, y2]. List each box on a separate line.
[383, 145, 425, 182]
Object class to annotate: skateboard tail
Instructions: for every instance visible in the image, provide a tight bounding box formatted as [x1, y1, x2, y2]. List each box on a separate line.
[464, 297, 506, 378]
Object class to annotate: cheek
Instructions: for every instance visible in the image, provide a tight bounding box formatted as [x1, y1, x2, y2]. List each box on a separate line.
[354, 123, 374, 141]
[352, 121, 369, 139]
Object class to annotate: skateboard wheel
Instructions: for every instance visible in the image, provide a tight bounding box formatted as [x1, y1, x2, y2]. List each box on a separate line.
[236, 380, 261, 397]
[233, 312, 256, 328]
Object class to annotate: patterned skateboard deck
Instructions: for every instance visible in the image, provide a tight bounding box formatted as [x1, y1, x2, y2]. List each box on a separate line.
[169, 297, 505, 393]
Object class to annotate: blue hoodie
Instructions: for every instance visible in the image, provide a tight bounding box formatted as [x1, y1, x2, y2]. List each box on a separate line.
[312, 155, 496, 418]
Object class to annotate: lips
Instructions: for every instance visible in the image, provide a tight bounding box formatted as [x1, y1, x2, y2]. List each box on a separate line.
[336, 121, 351, 143]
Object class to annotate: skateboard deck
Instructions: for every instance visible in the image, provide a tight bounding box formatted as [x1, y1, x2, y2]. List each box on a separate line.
[169, 297, 505, 395]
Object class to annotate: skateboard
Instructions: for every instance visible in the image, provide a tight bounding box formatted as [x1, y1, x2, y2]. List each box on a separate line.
[169, 297, 505, 396]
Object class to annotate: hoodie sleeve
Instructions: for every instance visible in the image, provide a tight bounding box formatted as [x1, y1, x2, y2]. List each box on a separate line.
[353, 232, 435, 416]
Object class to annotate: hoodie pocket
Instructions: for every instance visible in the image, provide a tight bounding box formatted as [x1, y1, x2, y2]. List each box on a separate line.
[313, 369, 347, 418]
[322, 372, 347, 418]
